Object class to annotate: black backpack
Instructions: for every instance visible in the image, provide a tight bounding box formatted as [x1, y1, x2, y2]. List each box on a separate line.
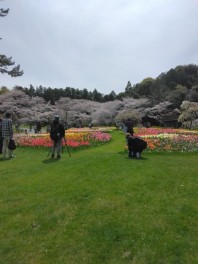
[50, 123, 60, 141]
[8, 138, 16, 150]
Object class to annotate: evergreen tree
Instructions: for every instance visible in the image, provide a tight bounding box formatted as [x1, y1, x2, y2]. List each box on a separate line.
[0, 8, 9, 18]
[92, 89, 103, 102]
[0, 86, 9, 94]
[125, 81, 132, 92]
[82, 88, 89, 100]
[0, 7, 23, 77]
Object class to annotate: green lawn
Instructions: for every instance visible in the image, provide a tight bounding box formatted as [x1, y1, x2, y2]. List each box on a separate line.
[1, 131, 198, 264]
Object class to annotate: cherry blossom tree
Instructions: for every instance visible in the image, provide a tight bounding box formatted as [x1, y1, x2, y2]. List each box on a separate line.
[178, 101, 198, 128]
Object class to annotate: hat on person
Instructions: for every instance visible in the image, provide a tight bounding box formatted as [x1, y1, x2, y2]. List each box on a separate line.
[126, 133, 131, 138]
[54, 115, 60, 120]
[5, 112, 11, 118]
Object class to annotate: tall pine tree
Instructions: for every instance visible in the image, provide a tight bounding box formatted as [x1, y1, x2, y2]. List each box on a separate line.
[0, 7, 23, 77]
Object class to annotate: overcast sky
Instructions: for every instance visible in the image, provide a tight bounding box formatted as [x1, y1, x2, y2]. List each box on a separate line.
[1, 0, 198, 94]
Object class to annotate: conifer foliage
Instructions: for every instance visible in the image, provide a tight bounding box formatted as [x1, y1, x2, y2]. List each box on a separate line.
[0, 7, 23, 77]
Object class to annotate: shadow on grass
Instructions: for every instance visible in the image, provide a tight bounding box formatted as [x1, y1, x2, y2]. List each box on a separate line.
[126, 156, 148, 161]
[118, 151, 148, 161]
[0, 157, 15, 162]
[42, 158, 60, 164]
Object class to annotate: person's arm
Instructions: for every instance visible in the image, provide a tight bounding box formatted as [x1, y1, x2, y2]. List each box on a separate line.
[9, 120, 13, 138]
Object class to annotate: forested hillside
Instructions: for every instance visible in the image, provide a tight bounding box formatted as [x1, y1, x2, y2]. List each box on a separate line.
[125, 64, 198, 106]
[1, 64, 198, 105]
[0, 64, 198, 129]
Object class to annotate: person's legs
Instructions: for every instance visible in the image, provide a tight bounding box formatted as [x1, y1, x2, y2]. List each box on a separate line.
[51, 141, 56, 158]
[2, 137, 9, 159]
[136, 152, 140, 159]
[56, 139, 62, 158]
[8, 148, 13, 158]
[128, 145, 133, 158]
[0, 138, 3, 154]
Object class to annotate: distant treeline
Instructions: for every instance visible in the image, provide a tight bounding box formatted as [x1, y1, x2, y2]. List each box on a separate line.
[14, 85, 118, 104]
[125, 64, 198, 107]
[1, 64, 198, 105]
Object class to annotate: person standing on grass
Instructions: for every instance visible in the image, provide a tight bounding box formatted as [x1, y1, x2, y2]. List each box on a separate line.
[36, 121, 41, 133]
[0, 117, 3, 155]
[125, 118, 134, 135]
[1, 112, 14, 159]
[50, 115, 66, 158]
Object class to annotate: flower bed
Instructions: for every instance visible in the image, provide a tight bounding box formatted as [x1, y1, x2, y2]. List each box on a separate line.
[14, 127, 198, 152]
[134, 128, 198, 152]
[15, 130, 112, 149]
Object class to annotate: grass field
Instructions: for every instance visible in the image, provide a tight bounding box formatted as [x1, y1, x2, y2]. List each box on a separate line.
[0, 131, 198, 264]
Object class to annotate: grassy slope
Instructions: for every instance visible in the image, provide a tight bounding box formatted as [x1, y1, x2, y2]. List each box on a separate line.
[0, 131, 198, 264]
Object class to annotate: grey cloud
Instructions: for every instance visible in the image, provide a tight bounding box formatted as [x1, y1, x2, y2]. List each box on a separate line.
[1, 0, 198, 93]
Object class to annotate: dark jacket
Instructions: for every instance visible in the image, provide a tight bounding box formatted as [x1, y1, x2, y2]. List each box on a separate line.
[125, 119, 134, 135]
[127, 136, 147, 153]
[0, 119, 2, 154]
[50, 120, 65, 142]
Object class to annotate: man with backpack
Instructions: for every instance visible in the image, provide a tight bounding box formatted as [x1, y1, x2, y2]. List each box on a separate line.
[0, 116, 3, 155]
[50, 115, 66, 158]
[1, 112, 14, 159]
[124, 118, 134, 135]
